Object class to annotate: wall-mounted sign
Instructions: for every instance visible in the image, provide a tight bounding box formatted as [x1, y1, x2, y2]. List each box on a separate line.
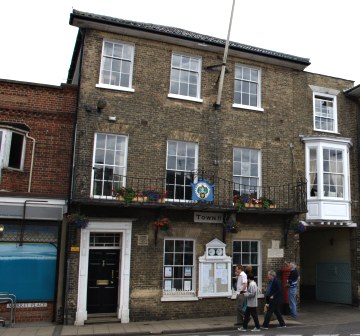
[192, 179, 214, 201]
[137, 235, 149, 246]
[267, 240, 284, 258]
[194, 212, 223, 224]
[7, 302, 47, 309]
[70, 246, 80, 252]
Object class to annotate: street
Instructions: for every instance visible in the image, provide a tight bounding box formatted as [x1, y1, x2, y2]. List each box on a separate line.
[162, 321, 360, 336]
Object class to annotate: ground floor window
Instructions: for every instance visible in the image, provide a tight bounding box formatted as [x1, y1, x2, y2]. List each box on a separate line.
[163, 239, 195, 293]
[233, 240, 261, 290]
[0, 243, 57, 300]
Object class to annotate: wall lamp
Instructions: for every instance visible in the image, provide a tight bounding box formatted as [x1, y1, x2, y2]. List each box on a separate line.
[0, 224, 4, 237]
[85, 98, 108, 113]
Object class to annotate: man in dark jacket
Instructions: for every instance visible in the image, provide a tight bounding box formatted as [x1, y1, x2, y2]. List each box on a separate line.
[285, 261, 299, 319]
[262, 270, 286, 329]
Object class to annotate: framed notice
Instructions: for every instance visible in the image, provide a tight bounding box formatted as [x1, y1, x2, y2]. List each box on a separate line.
[164, 267, 172, 277]
[184, 267, 192, 277]
[198, 259, 232, 297]
[164, 280, 172, 291]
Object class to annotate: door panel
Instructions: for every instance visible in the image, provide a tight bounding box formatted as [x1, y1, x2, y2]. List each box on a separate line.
[316, 262, 351, 304]
[87, 249, 120, 313]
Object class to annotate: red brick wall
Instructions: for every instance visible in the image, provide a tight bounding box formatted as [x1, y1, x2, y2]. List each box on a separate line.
[0, 79, 77, 197]
[0, 302, 54, 323]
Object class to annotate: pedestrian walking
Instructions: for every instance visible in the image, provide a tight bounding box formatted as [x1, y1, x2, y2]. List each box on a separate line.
[262, 270, 286, 329]
[285, 261, 299, 319]
[234, 265, 247, 326]
[238, 273, 261, 332]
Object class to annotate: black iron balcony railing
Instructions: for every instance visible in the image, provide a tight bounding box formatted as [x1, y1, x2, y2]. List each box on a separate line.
[72, 166, 307, 213]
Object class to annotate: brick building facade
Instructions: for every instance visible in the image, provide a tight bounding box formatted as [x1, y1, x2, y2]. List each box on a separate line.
[64, 10, 360, 325]
[0, 79, 77, 322]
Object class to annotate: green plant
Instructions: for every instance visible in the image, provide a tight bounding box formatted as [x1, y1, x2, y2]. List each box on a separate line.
[259, 197, 273, 209]
[66, 213, 89, 229]
[116, 186, 136, 204]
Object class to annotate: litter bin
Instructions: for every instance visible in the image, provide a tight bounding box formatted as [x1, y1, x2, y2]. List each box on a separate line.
[281, 267, 290, 315]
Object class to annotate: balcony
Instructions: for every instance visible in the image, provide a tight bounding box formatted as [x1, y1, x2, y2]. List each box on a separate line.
[71, 167, 307, 214]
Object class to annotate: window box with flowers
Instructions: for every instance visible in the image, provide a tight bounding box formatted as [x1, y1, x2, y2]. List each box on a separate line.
[233, 194, 275, 211]
[144, 189, 167, 203]
[66, 213, 89, 229]
[114, 187, 147, 204]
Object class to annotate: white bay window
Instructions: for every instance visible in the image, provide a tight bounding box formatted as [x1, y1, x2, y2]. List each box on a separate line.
[304, 136, 351, 221]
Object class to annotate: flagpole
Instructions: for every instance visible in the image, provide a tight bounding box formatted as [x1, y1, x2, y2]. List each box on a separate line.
[215, 0, 236, 109]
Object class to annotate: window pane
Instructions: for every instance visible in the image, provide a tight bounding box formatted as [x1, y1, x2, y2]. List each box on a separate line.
[9, 133, 24, 169]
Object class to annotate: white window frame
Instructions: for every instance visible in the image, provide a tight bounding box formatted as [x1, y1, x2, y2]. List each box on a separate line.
[232, 240, 262, 293]
[161, 238, 198, 301]
[0, 129, 26, 171]
[96, 39, 135, 92]
[233, 64, 263, 112]
[166, 140, 198, 201]
[313, 92, 338, 133]
[168, 53, 203, 103]
[305, 138, 350, 200]
[233, 148, 262, 196]
[91, 133, 128, 198]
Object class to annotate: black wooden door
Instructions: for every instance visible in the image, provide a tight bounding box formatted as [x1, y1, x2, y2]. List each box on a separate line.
[87, 249, 120, 314]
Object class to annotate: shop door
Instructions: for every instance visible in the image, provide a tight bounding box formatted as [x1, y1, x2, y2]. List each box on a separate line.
[87, 249, 120, 314]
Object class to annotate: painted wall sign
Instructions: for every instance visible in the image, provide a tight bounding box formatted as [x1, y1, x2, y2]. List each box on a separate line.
[194, 212, 223, 224]
[192, 179, 214, 201]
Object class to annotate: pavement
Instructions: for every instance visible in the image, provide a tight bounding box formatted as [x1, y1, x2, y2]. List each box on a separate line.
[0, 301, 359, 336]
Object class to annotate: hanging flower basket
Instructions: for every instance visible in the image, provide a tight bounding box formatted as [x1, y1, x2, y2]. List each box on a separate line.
[294, 222, 306, 234]
[153, 217, 170, 231]
[66, 213, 89, 229]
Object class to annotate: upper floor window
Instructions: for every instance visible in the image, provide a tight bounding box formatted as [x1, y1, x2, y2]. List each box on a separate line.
[166, 140, 198, 201]
[168, 54, 202, 102]
[92, 133, 128, 198]
[233, 65, 262, 111]
[308, 144, 347, 199]
[97, 40, 134, 91]
[233, 148, 261, 195]
[0, 129, 26, 170]
[313, 93, 337, 132]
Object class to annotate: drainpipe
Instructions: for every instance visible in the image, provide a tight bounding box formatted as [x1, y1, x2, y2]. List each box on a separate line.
[214, 0, 236, 109]
[26, 133, 36, 192]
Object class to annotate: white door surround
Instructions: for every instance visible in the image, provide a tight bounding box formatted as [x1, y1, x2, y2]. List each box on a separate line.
[75, 219, 132, 325]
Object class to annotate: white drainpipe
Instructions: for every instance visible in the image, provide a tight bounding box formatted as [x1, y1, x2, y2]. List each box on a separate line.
[26, 134, 36, 193]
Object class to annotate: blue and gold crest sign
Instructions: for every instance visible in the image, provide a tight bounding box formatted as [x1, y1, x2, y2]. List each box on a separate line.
[192, 179, 214, 201]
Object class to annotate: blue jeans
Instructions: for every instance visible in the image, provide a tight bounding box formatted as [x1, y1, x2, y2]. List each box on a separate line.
[288, 286, 297, 318]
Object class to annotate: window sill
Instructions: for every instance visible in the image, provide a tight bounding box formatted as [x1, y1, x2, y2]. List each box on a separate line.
[167, 93, 203, 103]
[232, 104, 264, 112]
[96, 83, 135, 92]
[313, 129, 339, 134]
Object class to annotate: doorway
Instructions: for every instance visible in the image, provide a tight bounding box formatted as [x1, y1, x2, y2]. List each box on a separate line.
[75, 221, 132, 326]
[87, 249, 120, 314]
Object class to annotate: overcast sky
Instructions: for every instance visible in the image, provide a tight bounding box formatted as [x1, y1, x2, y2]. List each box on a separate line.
[1, 0, 359, 86]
